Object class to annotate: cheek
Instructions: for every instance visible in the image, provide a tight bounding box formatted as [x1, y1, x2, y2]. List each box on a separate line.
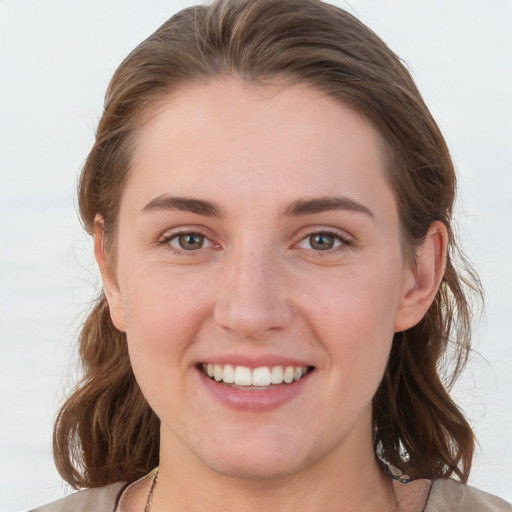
[121, 259, 207, 330]
[119, 268, 216, 428]
[304, 263, 402, 383]
[305, 262, 402, 335]
[119, 263, 212, 379]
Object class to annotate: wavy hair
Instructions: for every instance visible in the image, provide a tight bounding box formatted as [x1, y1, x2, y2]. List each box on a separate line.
[53, 0, 482, 488]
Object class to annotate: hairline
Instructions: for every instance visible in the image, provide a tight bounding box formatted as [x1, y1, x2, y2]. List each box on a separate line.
[103, 74, 418, 269]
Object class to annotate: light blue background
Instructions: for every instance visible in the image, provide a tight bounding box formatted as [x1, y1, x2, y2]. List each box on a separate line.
[1, 1, 511, 510]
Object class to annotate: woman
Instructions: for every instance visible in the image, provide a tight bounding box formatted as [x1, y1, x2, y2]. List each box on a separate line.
[31, 0, 511, 510]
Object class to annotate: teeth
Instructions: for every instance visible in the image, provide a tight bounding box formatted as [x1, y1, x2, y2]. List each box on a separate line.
[270, 366, 284, 384]
[202, 363, 310, 387]
[234, 366, 252, 386]
[283, 366, 294, 384]
[223, 364, 235, 384]
[213, 364, 223, 382]
[252, 367, 271, 387]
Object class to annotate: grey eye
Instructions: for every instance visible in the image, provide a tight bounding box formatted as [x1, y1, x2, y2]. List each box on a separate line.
[309, 233, 336, 250]
[173, 233, 205, 250]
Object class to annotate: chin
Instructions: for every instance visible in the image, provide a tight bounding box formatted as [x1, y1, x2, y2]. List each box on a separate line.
[191, 429, 313, 481]
[202, 453, 305, 481]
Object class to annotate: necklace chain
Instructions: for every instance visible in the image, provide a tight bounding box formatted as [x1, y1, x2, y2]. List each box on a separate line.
[142, 465, 399, 511]
[144, 467, 159, 512]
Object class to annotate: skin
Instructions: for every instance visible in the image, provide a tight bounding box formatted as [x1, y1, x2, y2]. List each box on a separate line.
[97, 78, 447, 512]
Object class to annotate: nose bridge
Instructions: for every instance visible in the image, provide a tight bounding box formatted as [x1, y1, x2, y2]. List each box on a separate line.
[213, 242, 293, 338]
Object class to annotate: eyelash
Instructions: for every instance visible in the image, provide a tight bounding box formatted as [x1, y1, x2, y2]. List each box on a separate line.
[158, 228, 354, 257]
[158, 231, 216, 256]
[296, 230, 353, 257]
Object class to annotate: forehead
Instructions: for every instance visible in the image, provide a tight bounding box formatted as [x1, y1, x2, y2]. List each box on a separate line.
[126, 78, 393, 213]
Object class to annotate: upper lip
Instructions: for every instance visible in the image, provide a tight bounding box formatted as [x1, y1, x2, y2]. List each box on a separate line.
[199, 354, 314, 369]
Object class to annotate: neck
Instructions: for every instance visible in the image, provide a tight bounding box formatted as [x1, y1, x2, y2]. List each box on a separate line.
[148, 428, 397, 512]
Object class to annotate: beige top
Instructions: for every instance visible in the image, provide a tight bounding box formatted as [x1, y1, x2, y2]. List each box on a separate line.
[30, 478, 511, 512]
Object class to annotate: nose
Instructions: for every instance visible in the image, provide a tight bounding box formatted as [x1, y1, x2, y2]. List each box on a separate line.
[213, 247, 294, 340]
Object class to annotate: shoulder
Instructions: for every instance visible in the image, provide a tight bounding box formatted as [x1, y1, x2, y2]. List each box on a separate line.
[425, 479, 511, 512]
[28, 482, 128, 512]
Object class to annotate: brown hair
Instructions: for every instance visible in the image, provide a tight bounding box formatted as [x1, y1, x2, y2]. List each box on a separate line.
[54, 0, 482, 488]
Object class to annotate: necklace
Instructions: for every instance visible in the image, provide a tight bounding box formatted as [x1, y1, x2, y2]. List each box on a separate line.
[144, 467, 159, 512]
[141, 464, 400, 511]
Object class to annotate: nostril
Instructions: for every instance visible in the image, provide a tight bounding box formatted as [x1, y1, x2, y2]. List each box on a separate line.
[213, 300, 294, 339]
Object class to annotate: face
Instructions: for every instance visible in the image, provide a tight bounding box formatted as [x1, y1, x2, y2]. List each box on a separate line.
[100, 78, 427, 481]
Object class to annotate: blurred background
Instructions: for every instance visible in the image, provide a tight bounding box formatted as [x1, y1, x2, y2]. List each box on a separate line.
[1, 1, 511, 510]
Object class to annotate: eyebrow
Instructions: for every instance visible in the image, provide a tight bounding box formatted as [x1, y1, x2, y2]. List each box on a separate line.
[142, 195, 222, 216]
[141, 194, 373, 218]
[282, 196, 374, 218]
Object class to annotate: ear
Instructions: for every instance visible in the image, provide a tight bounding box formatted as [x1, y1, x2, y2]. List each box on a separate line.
[94, 216, 127, 332]
[394, 221, 448, 332]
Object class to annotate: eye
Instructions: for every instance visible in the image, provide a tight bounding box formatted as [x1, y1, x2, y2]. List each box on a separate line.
[167, 232, 212, 251]
[297, 231, 348, 251]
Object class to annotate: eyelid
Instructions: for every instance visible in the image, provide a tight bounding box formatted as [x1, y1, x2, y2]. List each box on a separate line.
[293, 227, 355, 253]
[158, 224, 215, 242]
[156, 225, 355, 256]
[157, 226, 220, 254]
[168, 232, 213, 250]
[297, 234, 344, 250]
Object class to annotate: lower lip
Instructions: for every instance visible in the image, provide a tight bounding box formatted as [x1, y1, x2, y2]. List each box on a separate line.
[198, 369, 312, 411]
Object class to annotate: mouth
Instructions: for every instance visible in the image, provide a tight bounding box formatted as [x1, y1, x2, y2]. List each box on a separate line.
[200, 363, 314, 389]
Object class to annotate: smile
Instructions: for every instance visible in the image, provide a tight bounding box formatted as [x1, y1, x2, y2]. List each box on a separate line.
[201, 363, 312, 387]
